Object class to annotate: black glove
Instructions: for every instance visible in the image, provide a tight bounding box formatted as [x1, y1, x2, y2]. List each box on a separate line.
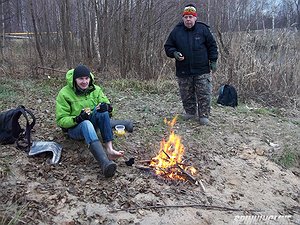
[210, 61, 217, 73]
[173, 51, 183, 61]
[75, 109, 90, 124]
[97, 103, 112, 113]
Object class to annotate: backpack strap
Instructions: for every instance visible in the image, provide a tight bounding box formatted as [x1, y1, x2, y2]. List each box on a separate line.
[16, 105, 36, 151]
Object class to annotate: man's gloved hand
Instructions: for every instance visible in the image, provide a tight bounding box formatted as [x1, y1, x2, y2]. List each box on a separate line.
[97, 102, 111, 113]
[75, 109, 90, 124]
[210, 61, 217, 73]
[173, 51, 183, 61]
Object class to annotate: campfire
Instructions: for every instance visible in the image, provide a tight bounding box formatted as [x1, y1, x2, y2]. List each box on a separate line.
[150, 116, 197, 183]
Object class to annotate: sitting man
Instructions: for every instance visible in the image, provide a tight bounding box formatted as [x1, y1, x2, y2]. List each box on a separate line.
[55, 65, 124, 178]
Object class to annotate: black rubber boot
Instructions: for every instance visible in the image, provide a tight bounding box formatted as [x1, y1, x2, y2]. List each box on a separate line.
[89, 141, 117, 178]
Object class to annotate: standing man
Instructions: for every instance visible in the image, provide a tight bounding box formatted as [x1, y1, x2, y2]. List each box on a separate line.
[164, 4, 218, 125]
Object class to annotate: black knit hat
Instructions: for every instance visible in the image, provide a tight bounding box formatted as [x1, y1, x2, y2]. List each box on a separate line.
[73, 65, 91, 79]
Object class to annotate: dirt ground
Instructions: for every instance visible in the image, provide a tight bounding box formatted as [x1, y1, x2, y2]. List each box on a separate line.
[0, 79, 299, 225]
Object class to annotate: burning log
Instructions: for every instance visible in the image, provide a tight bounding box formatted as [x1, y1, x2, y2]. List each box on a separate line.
[161, 149, 197, 184]
[161, 149, 205, 191]
[132, 158, 205, 191]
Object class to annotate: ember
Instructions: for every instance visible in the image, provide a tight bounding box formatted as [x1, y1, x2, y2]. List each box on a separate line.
[150, 116, 197, 182]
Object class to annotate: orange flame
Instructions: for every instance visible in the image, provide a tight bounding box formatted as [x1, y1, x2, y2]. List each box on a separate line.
[150, 116, 196, 180]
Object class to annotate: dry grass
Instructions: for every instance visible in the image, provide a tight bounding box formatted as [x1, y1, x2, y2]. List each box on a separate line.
[216, 29, 300, 109]
[1, 29, 299, 109]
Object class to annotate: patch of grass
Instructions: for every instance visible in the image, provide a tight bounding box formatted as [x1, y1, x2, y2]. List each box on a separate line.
[234, 104, 249, 114]
[24, 78, 61, 98]
[106, 79, 177, 95]
[0, 77, 61, 108]
[234, 104, 282, 117]
[252, 107, 281, 116]
[277, 150, 297, 168]
[0, 79, 23, 104]
[31, 81, 54, 97]
[0, 87, 17, 102]
[0, 203, 27, 225]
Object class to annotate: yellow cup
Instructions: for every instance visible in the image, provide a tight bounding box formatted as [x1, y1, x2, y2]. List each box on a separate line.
[115, 125, 126, 136]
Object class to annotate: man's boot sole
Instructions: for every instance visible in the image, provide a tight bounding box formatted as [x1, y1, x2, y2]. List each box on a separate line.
[103, 163, 117, 178]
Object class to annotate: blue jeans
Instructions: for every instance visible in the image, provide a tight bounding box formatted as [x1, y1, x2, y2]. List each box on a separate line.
[68, 109, 113, 145]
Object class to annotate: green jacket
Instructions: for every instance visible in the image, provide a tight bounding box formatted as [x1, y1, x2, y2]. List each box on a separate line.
[55, 69, 110, 129]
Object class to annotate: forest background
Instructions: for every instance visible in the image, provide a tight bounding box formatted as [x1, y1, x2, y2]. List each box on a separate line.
[0, 0, 299, 108]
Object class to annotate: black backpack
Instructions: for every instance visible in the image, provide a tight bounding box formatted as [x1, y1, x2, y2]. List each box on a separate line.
[0, 105, 36, 150]
[217, 84, 238, 107]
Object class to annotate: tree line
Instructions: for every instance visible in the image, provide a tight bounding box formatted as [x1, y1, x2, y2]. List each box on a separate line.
[0, 0, 298, 78]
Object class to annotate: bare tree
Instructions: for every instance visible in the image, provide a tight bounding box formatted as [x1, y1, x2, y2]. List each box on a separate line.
[1, 0, 299, 78]
[1, 0, 4, 63]
[29, 0, 44, 66]
[58, 0, 72, 67]
[296, 0, 300, 29]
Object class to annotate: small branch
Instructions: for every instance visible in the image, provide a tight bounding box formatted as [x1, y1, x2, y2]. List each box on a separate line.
[138, 159, 152, 164]
[108, 203, 262, 213]
[134, 164, 151, 171]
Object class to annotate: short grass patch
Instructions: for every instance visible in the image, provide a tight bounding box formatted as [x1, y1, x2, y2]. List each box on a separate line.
[277, 150, 298, 168]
